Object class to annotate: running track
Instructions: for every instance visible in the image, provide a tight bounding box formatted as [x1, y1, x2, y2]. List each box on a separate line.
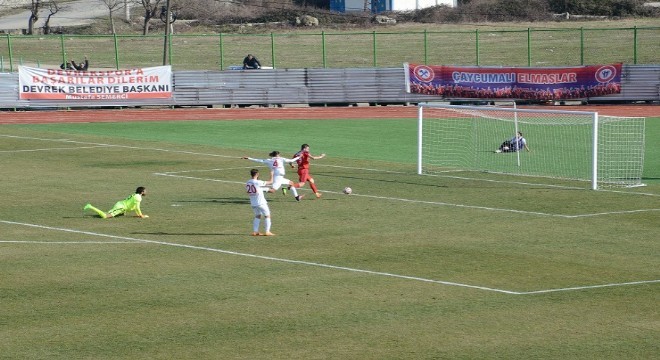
[0, 105, 658, 124]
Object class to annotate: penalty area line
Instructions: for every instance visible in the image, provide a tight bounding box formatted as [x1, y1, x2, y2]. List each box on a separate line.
[154, 172, 244, 185]
[317, 164, 660, 198]
[0, 134, 237, 159]
[154, 172, 565, 217]
[155, 173, 658, 218]
[2, 219, 657, 295]
[157, 166, 254, 175]
[518, 279, 660, 295]
[0, 219, 518, 295]
[7, 134, 655, 198]
[0, 145, 113, 153]
[0, 240, 139, 244]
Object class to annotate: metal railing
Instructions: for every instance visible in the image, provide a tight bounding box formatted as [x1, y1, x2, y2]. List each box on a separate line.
[1, 27, 658, 72]
[2, 65, 658, 110]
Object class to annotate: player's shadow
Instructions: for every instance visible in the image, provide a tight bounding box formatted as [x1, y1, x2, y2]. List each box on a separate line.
[133, 231, 240, 236]
[74, 214, 126, 219]
[317, 172, 449, 189]
[177, 197, 250, 205]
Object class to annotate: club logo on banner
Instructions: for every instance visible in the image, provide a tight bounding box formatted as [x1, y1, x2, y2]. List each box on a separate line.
[18, 66, 173, 100]
[413, 65, 435, 82]
[404, 63, 622, 100]
[594, 65, 618, 83]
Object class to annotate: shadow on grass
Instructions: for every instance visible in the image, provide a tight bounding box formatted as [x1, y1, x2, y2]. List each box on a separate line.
[133, 232, 242, 236]
[176, 197, 250, 205]
[318, 172, 450, 189]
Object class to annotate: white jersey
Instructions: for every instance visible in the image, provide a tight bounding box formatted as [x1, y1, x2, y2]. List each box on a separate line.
[246, 178, 269, 207]
[247, 156, 298, 177]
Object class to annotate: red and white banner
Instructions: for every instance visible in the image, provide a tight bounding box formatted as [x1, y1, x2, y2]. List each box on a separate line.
[19, 65, 172, 100]
[405, 63, 622, 100]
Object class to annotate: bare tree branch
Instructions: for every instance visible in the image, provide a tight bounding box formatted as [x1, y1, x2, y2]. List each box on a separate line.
[136, 0, 164, 35]
[99, 0, 126, 34]
[42, 1, 61, 34]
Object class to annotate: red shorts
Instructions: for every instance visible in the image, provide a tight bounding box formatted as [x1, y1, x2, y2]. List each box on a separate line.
[298, 168, 312, 183]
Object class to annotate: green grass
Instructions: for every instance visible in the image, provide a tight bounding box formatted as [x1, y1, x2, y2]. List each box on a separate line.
[0, 115, 658, 359]
[1, 19, 658, 70]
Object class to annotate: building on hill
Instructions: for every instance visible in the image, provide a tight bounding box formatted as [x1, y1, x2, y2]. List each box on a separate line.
[331, 0, 457, 13]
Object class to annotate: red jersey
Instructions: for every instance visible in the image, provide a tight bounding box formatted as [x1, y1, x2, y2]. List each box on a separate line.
[294, 150, 311, 170]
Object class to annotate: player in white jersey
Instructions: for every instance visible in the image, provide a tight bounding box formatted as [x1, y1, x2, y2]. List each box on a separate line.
[243, 151, 305, 201]
[246, 168, 274, 236]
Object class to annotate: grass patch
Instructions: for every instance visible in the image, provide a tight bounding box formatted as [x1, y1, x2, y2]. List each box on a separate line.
[1, 19, 658, 70]
[0, 115, 658, 359]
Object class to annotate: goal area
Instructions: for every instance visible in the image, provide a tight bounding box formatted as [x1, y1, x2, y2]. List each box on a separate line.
[417, 104, 645, 190]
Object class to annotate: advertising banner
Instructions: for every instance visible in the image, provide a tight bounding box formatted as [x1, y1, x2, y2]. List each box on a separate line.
[19, 66, 172, 100]
[405, 63, 622, 100]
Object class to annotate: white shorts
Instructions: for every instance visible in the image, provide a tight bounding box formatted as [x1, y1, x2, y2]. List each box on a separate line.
[252, 204, 270, 217]
[271, 175, 290, 190]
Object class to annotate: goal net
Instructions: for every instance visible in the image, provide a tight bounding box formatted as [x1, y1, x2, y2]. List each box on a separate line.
[417, 104, 645, 189]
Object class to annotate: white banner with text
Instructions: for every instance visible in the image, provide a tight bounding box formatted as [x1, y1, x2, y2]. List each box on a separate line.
[19, 65, 172, 100]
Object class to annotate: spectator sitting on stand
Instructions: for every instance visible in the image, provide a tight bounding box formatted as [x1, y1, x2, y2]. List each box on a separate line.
[60, 61, 73, 70]
[243, 54, 261, 69]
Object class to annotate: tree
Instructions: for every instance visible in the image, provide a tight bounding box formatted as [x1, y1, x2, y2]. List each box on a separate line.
[42, 0, 61, 34]
[137, 0, 164, 35]
[99, 0, 126, 34]
[27, 0, 41, 35]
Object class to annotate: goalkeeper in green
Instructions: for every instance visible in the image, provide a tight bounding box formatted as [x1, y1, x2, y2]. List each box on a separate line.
[84, 187, 149, 219]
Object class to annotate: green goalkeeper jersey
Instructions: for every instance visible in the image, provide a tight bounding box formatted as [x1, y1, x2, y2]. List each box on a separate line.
[111, 193, 143, 216]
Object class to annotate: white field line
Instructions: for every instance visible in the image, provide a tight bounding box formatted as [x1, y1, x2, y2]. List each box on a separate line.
[2, 137, 658, 293]
[156, 172, 561, 216]
[159, 166, 254, 174]
[3, 219, 658, 296]
[3, 133, 658, 196]
[564, 209, 660, 218]
[320, 164, 660, 197]
[3, 134, 658, 214]
[348, 193, 659, 218]
[0, 134, 238, 159]
[155, 172, 245, 185]
[0, 219, 519, 295]
[518, 280, 660, 295]
[155, 172, 660, 218]
[0, 145, 113, 153]
[0, 240, 138, 244]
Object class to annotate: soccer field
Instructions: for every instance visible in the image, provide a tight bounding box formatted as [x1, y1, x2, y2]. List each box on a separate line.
[1, 112, 658, 359]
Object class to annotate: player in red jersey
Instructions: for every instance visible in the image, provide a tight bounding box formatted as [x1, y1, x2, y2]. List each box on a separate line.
[292, 143, 326, 198]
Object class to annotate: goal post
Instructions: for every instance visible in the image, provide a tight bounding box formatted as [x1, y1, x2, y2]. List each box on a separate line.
[417, 103, 645, 190]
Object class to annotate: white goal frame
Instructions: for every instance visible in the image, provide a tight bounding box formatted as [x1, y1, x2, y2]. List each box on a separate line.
[417, 103, 646, 190]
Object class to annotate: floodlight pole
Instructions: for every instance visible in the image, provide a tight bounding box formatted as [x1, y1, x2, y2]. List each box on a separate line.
[162, 0, 172, 65]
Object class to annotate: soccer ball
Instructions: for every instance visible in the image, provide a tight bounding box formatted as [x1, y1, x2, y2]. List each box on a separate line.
[343, 187, 352, 195]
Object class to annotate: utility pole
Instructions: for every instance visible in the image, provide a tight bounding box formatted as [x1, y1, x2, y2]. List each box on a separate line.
[124, 0, 131, 21]
[162, 0, 171, 65]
